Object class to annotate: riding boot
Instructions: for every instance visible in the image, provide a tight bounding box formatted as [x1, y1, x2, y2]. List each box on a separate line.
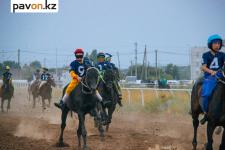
[54, 100, 64, 110]
[118, 98, 123, 107]
[101, 99, 111, 108]
[200, 114, 208, 125]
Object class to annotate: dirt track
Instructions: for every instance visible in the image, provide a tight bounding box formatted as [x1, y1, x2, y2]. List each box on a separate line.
[0, 90, 223, 150]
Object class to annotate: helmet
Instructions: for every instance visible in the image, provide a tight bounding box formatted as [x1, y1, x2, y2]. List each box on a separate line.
[83, 56, 89, 62]
[4, 66, 10, 70]
[207, 35, 223, 50]
[36, 69, 40, 72]
[42, 67, 48, 71]
[97, 52, 105, 58]
[74, 49, 84, 55]
[105, 53, 112, 61]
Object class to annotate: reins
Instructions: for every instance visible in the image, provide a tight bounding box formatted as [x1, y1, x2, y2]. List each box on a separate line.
[80, 67, 99, 94]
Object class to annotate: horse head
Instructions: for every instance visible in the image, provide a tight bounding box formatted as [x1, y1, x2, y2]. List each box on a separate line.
[2, 76, 10, 88]
[47, 76, 56, 87]
[84, 63, 99, 94]
[112, 66, 120, 83]
[103, 64, 114, 91]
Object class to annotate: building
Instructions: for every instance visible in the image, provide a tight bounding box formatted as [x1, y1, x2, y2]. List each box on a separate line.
[191, 40, 225, 80]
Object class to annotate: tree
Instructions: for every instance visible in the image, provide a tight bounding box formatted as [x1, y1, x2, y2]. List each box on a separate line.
[3, 61, 21, 69]
[23, 63, 29, 69]
[89, 49, 98, 65]
[29, 60, 42, 69]
[0, 63, 4, 77]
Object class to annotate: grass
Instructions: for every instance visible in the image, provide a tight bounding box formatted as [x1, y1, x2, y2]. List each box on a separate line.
[120, 89, 191, 115]
[15, 88, 191, 115]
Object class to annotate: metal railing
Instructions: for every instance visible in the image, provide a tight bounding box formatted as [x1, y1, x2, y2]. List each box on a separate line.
[121, 88, 192, 106]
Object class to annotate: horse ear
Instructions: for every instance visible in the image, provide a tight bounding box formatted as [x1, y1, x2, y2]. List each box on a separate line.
[84, 62, 89, 69]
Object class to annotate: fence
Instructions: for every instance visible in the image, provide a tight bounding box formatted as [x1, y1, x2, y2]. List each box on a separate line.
[121, 88, 192, 106]
[0, 80, 28, 89]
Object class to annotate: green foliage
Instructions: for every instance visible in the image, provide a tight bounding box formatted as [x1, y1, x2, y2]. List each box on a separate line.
[0, 63, 4, 76]
[3, 61, 21, 69]
[89, 49, 98, 65]
[29, 60, 42, 69]
[49, 68, 56, 72]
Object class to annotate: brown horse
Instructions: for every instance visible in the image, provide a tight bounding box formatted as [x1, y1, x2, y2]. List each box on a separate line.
[38, 76, 55, 111]
[191, 68, 225, 150]
[1, 76, 13, 113]
[28, 75, 41, 108]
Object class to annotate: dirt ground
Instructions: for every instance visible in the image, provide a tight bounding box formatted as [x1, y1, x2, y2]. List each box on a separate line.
[0, 90, 223, 150]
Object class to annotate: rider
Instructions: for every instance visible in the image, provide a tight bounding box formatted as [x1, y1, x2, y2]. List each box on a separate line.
[1, 66, 14, 98]
[54, 49, 110, 110]
[200, 34, 224, 125]
[104, 53, 123, 107]
[37, 67, 51, 97]
[160, 77, 166, 85]
[30, 69, 41, 89]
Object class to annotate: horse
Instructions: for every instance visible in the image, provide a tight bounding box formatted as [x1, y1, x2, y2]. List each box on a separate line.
[191, 66, 225, 150]
[0, 76, 13, 113]
[158, 79, 170, 89]
[38, 76, 55, 110]
[97, 65, 118, 131]
[28, 75, 41, 108]
[58, 64, 105, 150]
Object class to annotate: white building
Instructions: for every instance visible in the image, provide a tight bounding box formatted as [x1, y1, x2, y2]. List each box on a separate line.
[191, 40, 225, 80]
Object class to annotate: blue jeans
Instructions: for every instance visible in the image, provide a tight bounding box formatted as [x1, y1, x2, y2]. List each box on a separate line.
[202, 71, 222, 112]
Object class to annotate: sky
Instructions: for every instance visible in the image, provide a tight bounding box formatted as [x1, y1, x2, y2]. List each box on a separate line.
[0, 0, 225, 69]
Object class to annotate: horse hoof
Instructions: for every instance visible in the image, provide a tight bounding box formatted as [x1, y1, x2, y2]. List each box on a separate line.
[192, 143, 197, 150]
[59, 136, 63, 142]
[100, 136, 105, 141]
[83, 145, 88, 150]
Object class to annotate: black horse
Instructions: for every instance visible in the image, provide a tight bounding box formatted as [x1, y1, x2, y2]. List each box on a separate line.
[1, 76, 13, 113]
[98, 65, 118, 131]
[191, 66, 225, 150]
[158, 79, 170, 89]
[58, 64, 105, 150]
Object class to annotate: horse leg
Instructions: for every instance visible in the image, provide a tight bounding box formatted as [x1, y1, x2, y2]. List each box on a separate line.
[47, 98, 51, 108]
[219, 126, 225, 150]
[206, 121, 216, 150]
[1, 99, 4, 113]
[7, 98, 11, 113]
[102, 108, 108, 126]
[78, 111, 87, 150]
[59, 104, 70, 142]
[28, 91, 30, 101]
[42, 98, 46, 111]
[33, 95, 36, 109]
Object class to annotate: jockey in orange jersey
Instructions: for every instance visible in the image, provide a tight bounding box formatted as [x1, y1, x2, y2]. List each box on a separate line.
[54, 49, 110, 110]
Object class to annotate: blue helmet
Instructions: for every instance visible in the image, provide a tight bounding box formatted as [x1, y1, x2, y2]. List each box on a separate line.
[207, 35, 223, 50]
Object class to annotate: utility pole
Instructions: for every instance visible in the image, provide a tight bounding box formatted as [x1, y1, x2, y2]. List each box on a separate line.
[18, 49, 20, 79]
[148, 61, 150, 77]
[56, 49, 57, 77]
[134, 43, 137, 77]
[44, 58, 46, 67]
[117, 51, 120, 71]
[141, 48, 146, 80]
[130, 61, 133, 76]
[145, 45, 147, 80]
[155, 50, 157, 81]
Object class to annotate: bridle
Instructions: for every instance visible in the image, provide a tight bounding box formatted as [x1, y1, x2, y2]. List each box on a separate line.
[80, 67, 99, 94]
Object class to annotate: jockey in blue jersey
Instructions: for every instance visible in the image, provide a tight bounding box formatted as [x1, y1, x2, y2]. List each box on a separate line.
[30, 69, 41, 85]
[37, 67, 51, 97]
[200, 35, 225, 125]
[1, 66, 14, 98]
[96, 52, 123, 106]
[105, 53, 115, 68]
